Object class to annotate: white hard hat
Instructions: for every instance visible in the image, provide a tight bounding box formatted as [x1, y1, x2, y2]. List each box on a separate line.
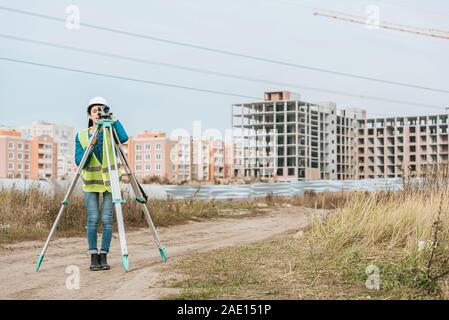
[88, 96, 108, 107]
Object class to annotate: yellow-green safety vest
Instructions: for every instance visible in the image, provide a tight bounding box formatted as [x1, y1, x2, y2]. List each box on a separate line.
[78, 127, 122, 193]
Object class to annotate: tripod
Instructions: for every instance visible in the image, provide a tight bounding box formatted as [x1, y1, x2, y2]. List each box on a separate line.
[35, 119, 167, 272]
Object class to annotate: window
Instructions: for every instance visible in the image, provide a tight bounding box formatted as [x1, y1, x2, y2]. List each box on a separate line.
[156, 153, 161, 161]
[136, 155, 142, 161]
[145, 164, 151, 171]
[8, 142, 14, 150]
[135, 165, 142, 171]
[156, 164, 161, 171]
[145, 154, 151, 161]
[156, 143, 161, 150]
[18, 163, 22, 170]
[7, 173, 13, 178]
[8, 163, 13, 170]
[18, 153, 23, 160]
[8, 152, 14, 160]
[145, 144, 151, 150]
[17, 143, 23, 150]
[25, 144, 30, 150]
[25, 164, 30, 171]
[135, 144, 142, 151]
[25, 154, 30, 161]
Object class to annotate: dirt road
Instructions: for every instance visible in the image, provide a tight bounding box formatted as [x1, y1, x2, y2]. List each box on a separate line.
[0, 206, 310, 299]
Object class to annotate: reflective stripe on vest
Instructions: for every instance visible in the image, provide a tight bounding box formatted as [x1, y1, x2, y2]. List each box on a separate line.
[78, 128, 122, 193]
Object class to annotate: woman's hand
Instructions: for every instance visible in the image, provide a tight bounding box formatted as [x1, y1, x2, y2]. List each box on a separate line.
[90, 135, 98, 145]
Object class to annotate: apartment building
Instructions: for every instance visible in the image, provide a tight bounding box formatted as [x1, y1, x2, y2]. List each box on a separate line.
[232, 91, 365, 181]
[17, 121, 75, 179]
[0, 130, 33, 179]
[127, 130, 173, 180]
[210, 140, 227, 180]
[356, 114, 449, 179]
[125, 131, 234, 183]
[30, 135, 58, 179]
[224, 142, 236, 179]
[0, 130, 58, 179]
[337, 108, 366, 180]
[191, 138, 209, 181]
[190, 139, 227, 181]
[169, 137, 192, 181]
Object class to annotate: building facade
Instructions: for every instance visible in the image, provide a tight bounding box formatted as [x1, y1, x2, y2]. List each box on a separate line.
[127, 130, 174, 180]
[171, 137, 192, 181]
[356, 114, 449, 179]
[30, 135, 58, 179]
[0, 130, 32, 179]
[17, 121, 75, 179]
[126, 131, 234, 182]
[0, 130, 58, 179]
[232, 91, 366, 181]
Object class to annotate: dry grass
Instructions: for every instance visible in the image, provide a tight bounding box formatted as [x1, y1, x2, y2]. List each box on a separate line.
[162, 166, 449, 299]
[305, 165, 449, 296]
[0, 185, 353, 244]
[162, 189, 449, 299]
[265, 191, 352, 210]
[306, 190, 449, 296]
[0, 188, 263, 243]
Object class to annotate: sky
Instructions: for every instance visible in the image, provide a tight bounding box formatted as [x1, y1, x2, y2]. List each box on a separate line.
[0, 0, 448, 137]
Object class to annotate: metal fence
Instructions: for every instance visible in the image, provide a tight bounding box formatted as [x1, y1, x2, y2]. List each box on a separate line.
[0, 178, 403, 200]
[162, 179, 403, 200]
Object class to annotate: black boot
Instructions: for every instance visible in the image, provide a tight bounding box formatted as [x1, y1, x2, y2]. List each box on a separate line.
[99, 253, 110, 270]
[90, 253, 100, 271]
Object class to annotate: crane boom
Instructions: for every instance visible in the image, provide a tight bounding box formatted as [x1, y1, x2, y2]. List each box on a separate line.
[314, 9, 449, 40]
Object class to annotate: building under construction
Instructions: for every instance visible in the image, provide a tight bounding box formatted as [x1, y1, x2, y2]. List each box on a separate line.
[356, 115, 449, 179]
[232, 91, 448, 181]
[232, 91, 365, 180]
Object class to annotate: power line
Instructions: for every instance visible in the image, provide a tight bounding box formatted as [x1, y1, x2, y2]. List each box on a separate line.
[0, 56, 261, 100]
[0, 5, 448, 94]
[0, 56, 443, 118]
[0, 33, 443, 110]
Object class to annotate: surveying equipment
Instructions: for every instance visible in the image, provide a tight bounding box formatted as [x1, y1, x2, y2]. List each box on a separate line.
[35, 119, 167, 272]
[98, 105, 112, 119]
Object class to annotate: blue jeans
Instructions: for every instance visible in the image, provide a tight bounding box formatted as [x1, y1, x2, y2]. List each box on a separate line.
[84, 192, 114, 254]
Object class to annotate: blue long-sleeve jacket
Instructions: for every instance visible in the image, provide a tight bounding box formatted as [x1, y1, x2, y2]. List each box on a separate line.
[75, 120, 129, 167]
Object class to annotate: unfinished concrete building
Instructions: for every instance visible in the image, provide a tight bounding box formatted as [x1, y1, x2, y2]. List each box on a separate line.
[356, 114, 449, 179]
[233, 91, 449, 181]
[336, 108, 367, 180]
[232, 91, 366, 181]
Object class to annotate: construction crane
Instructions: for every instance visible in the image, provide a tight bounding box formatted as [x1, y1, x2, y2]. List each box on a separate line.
[313, 9, 449, 40]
